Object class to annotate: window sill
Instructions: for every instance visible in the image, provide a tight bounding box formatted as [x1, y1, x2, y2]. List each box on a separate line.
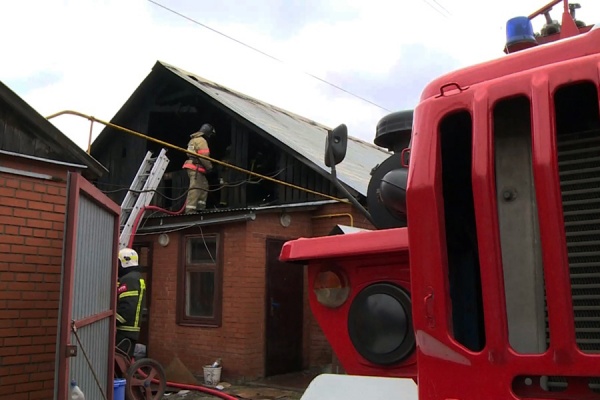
[176, 321, 221, 328]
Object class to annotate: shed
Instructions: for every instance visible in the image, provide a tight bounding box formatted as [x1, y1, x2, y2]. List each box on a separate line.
[0, 81, 119, 399]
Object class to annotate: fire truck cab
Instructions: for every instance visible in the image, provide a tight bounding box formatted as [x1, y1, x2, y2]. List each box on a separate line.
[281, 2, 600, 399]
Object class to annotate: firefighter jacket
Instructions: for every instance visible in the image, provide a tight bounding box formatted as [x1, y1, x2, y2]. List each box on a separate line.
[183, 132, 213, 174]
[116, 269, 146, 338]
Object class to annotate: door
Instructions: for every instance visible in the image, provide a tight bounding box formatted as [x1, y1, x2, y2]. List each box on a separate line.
[265, 238, 304, 376]
[55, 173, 120, 400]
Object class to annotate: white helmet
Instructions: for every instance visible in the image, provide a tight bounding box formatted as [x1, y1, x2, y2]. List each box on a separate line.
[118, 248, 139, 268]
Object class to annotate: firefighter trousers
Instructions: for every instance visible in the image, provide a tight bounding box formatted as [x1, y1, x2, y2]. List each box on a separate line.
[186, 169, 208, 211]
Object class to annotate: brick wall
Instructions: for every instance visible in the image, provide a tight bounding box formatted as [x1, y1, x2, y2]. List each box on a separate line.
[147, 202, 372, 381]
[0, 158, 69, 399]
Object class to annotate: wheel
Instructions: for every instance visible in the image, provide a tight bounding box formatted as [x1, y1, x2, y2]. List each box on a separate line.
[125, 358, 167, 400]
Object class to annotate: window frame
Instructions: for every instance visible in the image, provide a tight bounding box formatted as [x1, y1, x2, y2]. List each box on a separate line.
[177, 231, 223, 327]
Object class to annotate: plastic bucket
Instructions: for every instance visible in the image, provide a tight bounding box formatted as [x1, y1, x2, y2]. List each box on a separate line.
[114, 378, 126, 400]
[203, 366, 222, 386]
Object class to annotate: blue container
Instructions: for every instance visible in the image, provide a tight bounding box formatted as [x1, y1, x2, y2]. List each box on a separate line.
[114, 379, 126, 400]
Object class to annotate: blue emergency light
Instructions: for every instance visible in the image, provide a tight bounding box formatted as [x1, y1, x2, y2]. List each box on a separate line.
[506, 16, 537, 46]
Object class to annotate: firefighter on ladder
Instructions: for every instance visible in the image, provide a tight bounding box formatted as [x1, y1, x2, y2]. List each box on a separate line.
[116, 248, 146, 357]
[183, 123, 215, 213]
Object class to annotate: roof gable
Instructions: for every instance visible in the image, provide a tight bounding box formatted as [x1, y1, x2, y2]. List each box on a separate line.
[157, 62, 390, 196]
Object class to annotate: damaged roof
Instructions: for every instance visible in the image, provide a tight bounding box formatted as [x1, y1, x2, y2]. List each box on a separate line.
[0, 81, 107, 178]
[157, 61, 390, 196]
[159, 61, 391, 196]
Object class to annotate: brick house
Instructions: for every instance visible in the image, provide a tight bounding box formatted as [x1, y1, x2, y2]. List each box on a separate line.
[90, 61, 390, 381]
[0, 81, 115, 399]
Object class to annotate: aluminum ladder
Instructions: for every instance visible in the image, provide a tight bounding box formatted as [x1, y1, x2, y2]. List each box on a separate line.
[119, 149, 170, 249]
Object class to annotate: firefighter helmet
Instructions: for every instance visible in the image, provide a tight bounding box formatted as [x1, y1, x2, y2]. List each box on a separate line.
[118, 248, 139, 268]
[198, 123, 215, 137]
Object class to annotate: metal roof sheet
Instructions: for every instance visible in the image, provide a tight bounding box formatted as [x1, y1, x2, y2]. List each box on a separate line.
[159, 62, 390, 196]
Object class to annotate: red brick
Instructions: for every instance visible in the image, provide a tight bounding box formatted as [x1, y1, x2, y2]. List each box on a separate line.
[0, 385, 18, 397]
[31, 335, 55, 345]
[4, 225, 18, 235]
[21, 292, 47, 301]
[0, 235, 24, 245]
[18, 327, 46, 337]
[0, 292, 21, 300]
[14, 273, 31, 282]
[14, 189, 42, 201]
[36, 265, 59, 274]
[29, 389, 54, 399]
[41, 194, 64, 204]
[17, 345, 45, 355]
[23, 255, 52, 264]
[28, 201, 54, 212]
[0, 310, 19, 319]
[19, 227, 34, 236]
[8, 264, 35, 273]
[14, 208, 42, 219]
[4, 336, 32, 346]
[20, 181, 34, 191]
[1, 355, 30, 365]
[4, 178, 19, 189]
[11, 245, 38, 255]
[29, 353, 54, 363]
[40, 211, 63, 222]
[0, 373, 30, 386]
[38, 247, 62, 257]
[0, 206, 12, 216]
[0, 186, 16, 197]
[24, 237, 52, 247]
[10, 282, 36, 291]
[15, 380, 44, 392]
[25, 219, 52, 229]
[32, 229, 46, 238]
[1, 197, 28, 209]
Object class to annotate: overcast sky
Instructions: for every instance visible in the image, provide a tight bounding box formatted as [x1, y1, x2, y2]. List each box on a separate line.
[1, 0, 599, 149]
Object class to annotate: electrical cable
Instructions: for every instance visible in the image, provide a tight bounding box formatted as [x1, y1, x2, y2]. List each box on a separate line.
[46, 110, 349, 204]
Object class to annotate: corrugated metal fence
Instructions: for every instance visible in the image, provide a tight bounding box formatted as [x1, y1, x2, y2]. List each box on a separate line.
[55, 173, 120, 400]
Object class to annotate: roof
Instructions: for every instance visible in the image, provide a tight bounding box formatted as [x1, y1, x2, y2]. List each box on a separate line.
[0, 81, 107, 178]
[137, 200, 340, 233]
[157, 61, 390, 196]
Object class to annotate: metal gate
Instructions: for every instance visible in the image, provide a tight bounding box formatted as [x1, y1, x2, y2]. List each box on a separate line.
[55, 173, 120, 400]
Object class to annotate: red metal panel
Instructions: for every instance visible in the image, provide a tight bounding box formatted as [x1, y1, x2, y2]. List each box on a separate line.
[280, 228, 409, 262]
[56, 172, 120, 400]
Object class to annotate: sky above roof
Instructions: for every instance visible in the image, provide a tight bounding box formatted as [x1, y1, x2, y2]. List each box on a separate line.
[2, 0, 598, 150]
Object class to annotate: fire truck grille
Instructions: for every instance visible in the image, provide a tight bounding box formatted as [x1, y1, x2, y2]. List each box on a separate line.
[557, 128, 600, 353]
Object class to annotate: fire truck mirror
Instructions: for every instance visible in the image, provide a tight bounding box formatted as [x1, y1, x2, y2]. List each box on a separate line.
[325, 124, 348, 167]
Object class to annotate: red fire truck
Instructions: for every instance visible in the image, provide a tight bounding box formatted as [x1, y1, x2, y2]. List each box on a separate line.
[280, 1, 600, 399]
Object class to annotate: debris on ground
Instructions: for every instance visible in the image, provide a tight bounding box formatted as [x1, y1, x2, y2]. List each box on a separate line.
[162, 384, 303, 400]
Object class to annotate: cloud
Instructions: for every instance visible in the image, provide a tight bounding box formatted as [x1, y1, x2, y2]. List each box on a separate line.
[2, 0, 600, 150]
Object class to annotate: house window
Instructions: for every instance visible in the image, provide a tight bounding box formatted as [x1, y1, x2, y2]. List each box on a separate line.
[177, 234, 222, 326]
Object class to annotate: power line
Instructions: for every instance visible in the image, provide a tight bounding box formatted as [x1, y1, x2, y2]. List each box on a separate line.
[431, 0, 452, 16]
[421, 0, 451, 18]
[146, 0, 391, 112]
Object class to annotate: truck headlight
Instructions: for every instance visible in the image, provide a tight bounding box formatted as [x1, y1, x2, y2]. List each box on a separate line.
[314, 269, 350, 308]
